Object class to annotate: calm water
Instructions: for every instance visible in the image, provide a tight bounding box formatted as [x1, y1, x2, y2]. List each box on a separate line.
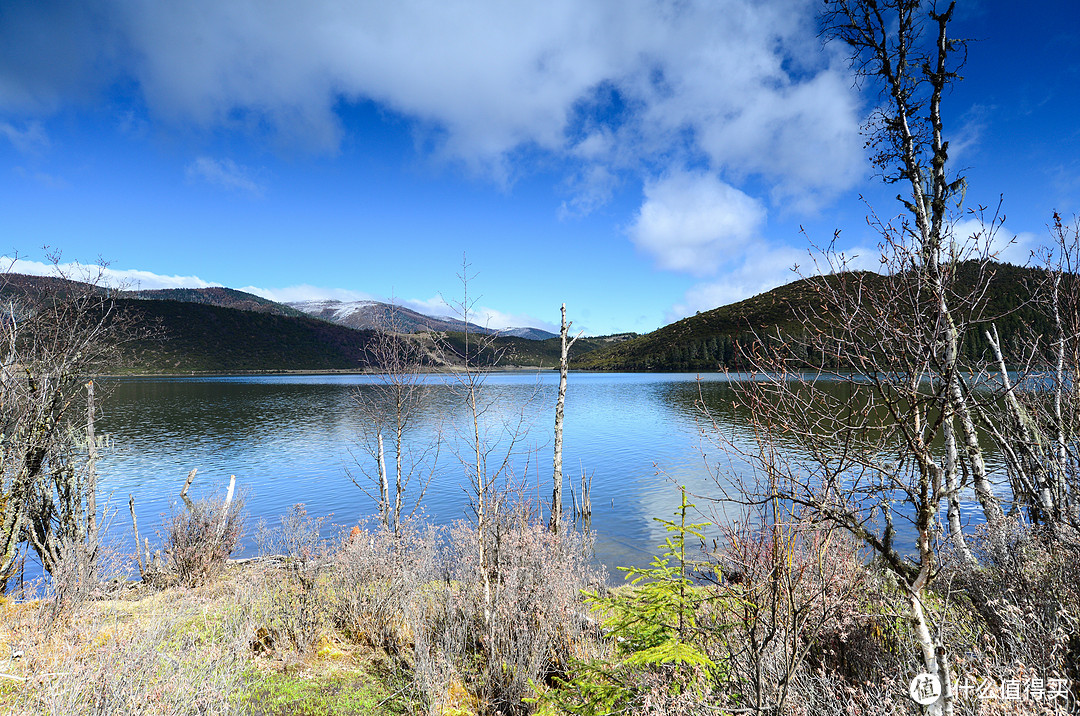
[94, 372, 752, 572]
[87, 371, 998, 577]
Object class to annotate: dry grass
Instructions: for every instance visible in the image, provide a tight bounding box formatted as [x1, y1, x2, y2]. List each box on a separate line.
[258, 506, 606, 715]
[2, 506, 1074, 716]
[0, 562, 404, 716]
[0, 572, 255, 715]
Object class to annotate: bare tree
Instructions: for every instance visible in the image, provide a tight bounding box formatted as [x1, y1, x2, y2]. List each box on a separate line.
[819, 0, 1080, 548]
[0, 257, 129, 596]
[440, 257, 540, 608]
[697, 0, 1080, 710]
[984, 213, 1080, 532]
[700, 3, 1045, 713]
[827, 0, 1005, 530]
[549, 302, 582, 534]
[350, 301, 440, 534]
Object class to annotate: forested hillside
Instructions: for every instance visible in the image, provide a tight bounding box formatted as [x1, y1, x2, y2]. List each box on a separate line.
[573, 261, 1041, 372]
[116, 299, 379, 372]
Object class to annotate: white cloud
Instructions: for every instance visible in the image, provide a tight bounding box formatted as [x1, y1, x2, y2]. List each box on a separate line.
[558, 165, 618, 220]
[629, 170, 767, 276]
[950, 104, 991, 165]
[0, 121, 49, 153]
[390, 297, 552, 331]
[12, 166, 66, 188]
[108, 267, 221, 290]
[668, 241, 880, 319]
[401, 295, 452, 316]
[185, 156, 265, 196]
[472, 307, 557, 333]
[1, 0, 864, 210]
[240, 284, 376, 304]
[951, 216, 1038, 266]
[670, 245, 803, 318]
[0, 256, 220, 290]
[404, 295, 554, 331]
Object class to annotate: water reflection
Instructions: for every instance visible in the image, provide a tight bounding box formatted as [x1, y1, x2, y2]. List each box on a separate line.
[95, 373, 732, 572]
[94, 372, 1002, 577]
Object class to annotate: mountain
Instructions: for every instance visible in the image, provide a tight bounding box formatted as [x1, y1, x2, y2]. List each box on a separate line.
[120, 302, 600, 373]
[287, 299, 492, 334]
[570, 278, 817, 372]
[116, 298, 382, 373]
[0, 273, 624, 372]
[0, 274, 376, 372]
[0, 272, 108, 300]
[433, 331, 618, 368]
[5, 273, 557, 343]
[500, 327, 558, 340]
[286, 299, 555, 339]
[123, 286, 307, 318]
[572, 261, 1043, 372]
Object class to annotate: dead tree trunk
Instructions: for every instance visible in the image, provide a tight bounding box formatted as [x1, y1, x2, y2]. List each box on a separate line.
[378, 431, 389, 527]
[550, 303, 581, 534]
[85, 380, 98, 572]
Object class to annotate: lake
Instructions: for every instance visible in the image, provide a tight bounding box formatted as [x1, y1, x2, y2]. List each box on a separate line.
[80, 371, 998, 579]
[98, 371, 742, 574]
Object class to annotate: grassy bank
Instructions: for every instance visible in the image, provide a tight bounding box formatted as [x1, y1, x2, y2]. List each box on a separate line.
[0, 564, 408, 716]
[2, 501, 1077, 715]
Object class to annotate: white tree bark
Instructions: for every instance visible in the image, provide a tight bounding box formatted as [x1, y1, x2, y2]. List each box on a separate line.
[86, 380, 98, 567]
[377, 431, 389, 527]
[550, 303, 581, 534]
[942, 415, 974, 566]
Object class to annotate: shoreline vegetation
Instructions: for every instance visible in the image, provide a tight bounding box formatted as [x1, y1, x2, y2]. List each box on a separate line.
[4, 275, 1080, 711]
[3, 498, 1076, 715]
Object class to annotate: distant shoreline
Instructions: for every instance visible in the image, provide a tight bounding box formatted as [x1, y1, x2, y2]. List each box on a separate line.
[97, 365, 564, 378]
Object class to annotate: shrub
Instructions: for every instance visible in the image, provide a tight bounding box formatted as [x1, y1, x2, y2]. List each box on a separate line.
[326, 516, 440, 652]
[474, 510, 604, 714]
[161, 496, 244, 586]
[943, 519, 1080, 703]
[404, 506, 603, 716]
[254, 503, 329, 654]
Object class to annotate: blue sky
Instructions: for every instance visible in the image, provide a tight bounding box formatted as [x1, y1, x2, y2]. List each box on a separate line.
[1, 0, 1077, 336]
